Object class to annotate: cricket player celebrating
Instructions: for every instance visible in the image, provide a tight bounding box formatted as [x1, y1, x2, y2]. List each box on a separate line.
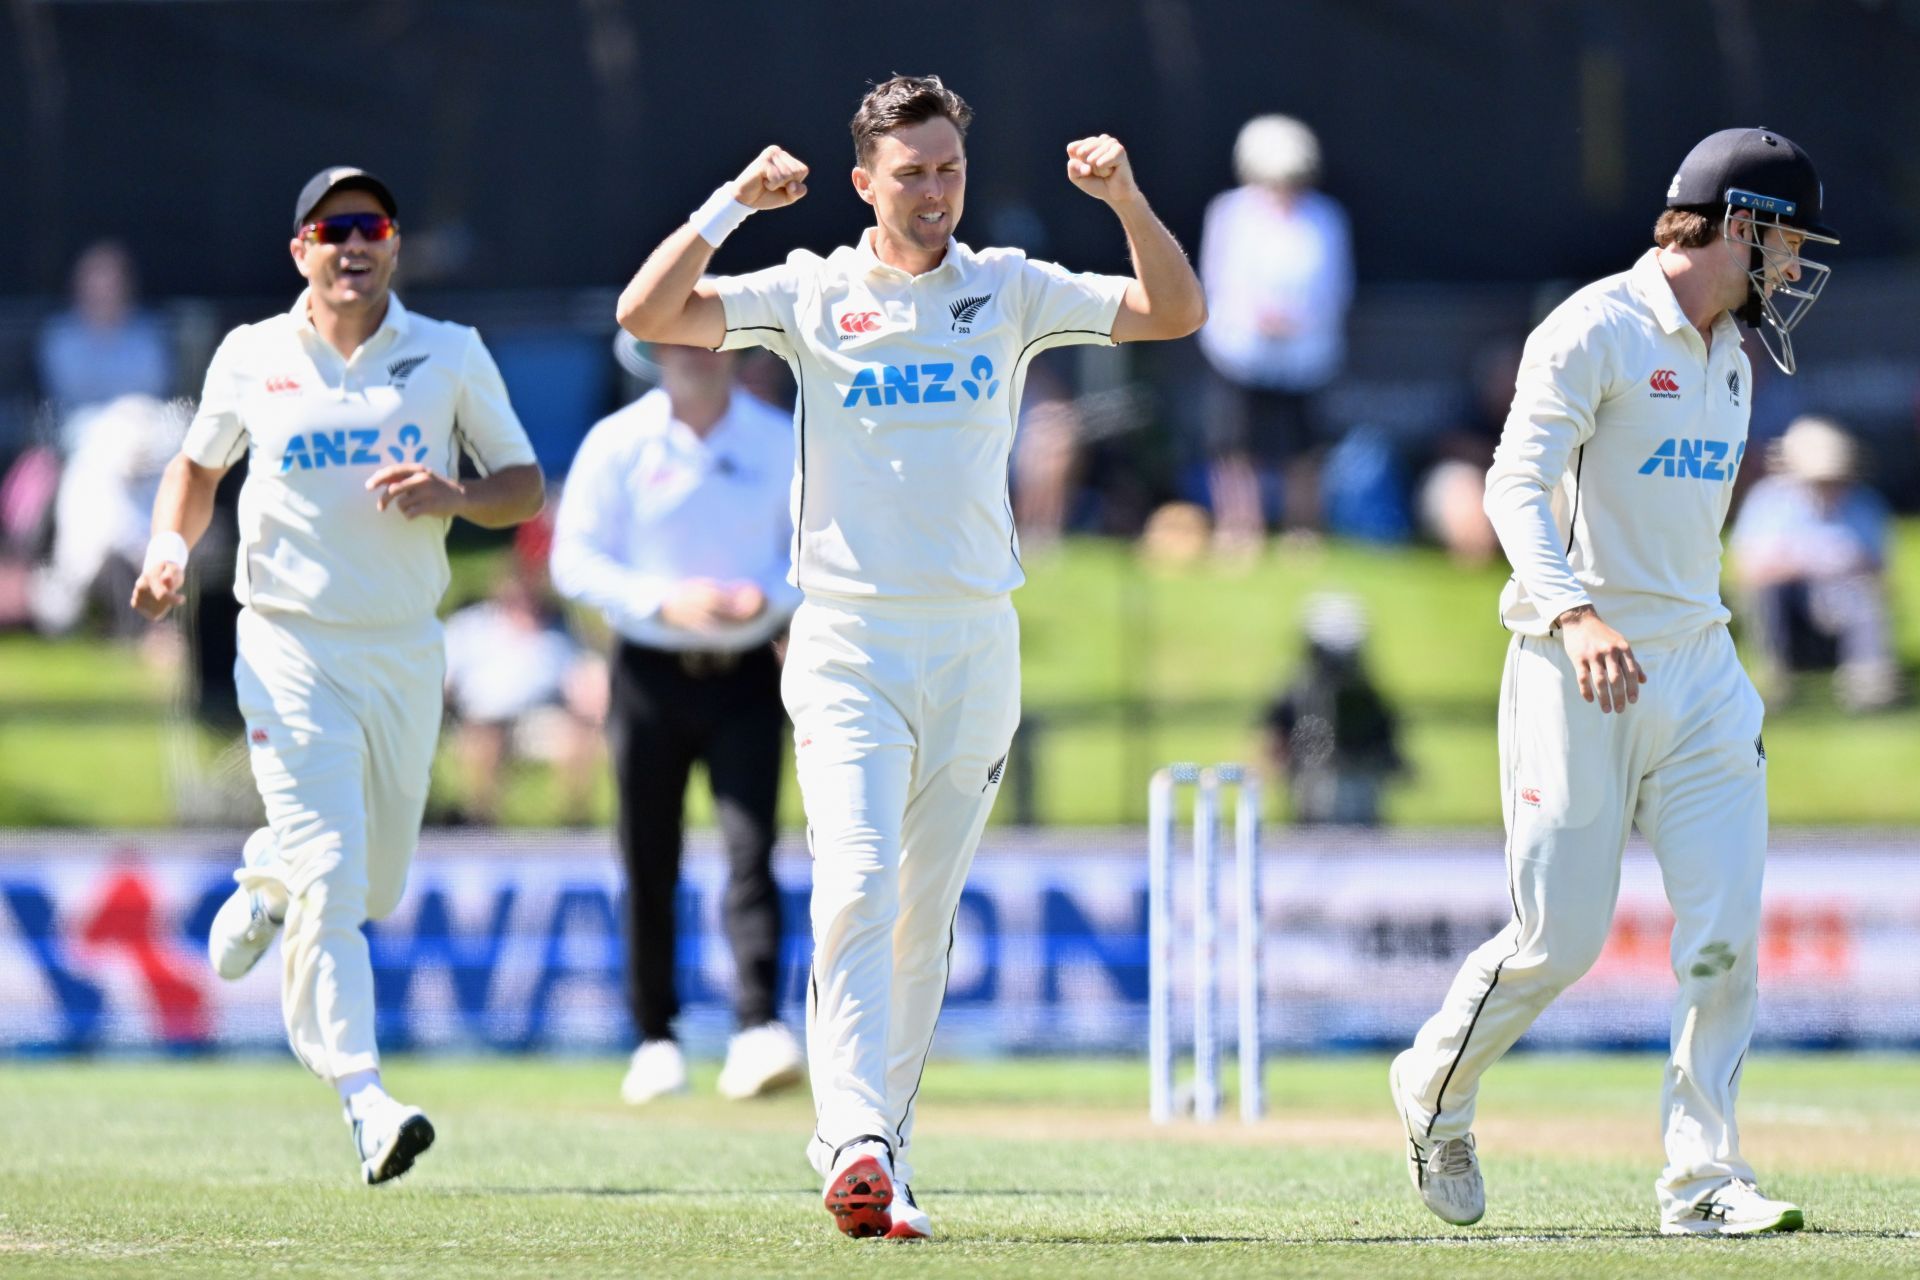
[615, 75, 1204, 1239]
[131, 167, 543, 1184]
[1389, 128, 1838, 1235]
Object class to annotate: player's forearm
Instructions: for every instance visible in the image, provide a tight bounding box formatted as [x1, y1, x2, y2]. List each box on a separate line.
[1112, 195, 1207, 339]
[1483, 469, 1591, 620]
[150, 453, 224, 549]
[616, 224, 718, 343]
[456, 463, 544, 528]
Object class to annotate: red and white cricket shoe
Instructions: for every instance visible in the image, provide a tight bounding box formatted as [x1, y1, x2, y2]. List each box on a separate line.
[823, 1139, 895, 1239]
[885, 1183, 932, 1241]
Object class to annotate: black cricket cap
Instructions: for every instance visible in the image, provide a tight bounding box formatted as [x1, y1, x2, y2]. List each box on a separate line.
[292, 166, 398, 232]
[1666, 128, 1838, 241]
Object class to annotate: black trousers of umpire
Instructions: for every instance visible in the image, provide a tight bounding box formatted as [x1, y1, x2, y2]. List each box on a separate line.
[608, 641, 785, 1042]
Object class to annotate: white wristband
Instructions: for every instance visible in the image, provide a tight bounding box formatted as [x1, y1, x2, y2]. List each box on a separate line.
[689, 186, 754, 247]
[144, 531, 190, 574]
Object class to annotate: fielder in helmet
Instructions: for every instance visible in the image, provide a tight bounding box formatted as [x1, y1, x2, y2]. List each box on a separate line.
[1665, 127, 1840, 374]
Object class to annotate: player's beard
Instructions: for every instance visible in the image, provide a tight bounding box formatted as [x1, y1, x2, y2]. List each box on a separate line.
[1735, 240, 1780, 331]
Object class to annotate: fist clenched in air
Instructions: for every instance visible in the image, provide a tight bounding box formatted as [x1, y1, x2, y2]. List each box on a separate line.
[730, 145, 810, 211]
[1065, 135, 1140, 204]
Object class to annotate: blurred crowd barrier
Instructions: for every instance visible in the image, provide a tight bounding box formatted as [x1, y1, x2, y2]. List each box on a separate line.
[4, 828, 1916, 1058]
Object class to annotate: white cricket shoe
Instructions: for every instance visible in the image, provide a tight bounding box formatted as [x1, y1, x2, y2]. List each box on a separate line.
[350, 1096, 435, 1186]
[886, 1182, 932, 1241]
[208, 829, 286, 980]
[717, 1022, 806, 1100]
[822, 1137, 895, 1239]
[1661, 1179, 1804, 1236]
[1390, 1050, 1485, 1226]
[619, 1039, 689, 1104]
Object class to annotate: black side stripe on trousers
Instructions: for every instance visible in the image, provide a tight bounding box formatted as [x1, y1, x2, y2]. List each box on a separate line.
[892, 902, 962, 1152]
[1426, 635, 1528, 1138]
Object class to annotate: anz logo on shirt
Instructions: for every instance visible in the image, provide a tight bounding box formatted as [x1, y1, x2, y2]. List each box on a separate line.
[279, 424, 430, 472]
[841, 355, 1001, 408]
[1637, 437, 1745, 481]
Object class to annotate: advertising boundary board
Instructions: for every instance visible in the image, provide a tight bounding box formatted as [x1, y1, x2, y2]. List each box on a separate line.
[1, 830, 1915, 1056]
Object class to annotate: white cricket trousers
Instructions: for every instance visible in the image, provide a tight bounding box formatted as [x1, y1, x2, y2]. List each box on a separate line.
[234, 606, 444, 1083]
[784, 594, 1021, 1182]
[1396, 623, 1768, 1216]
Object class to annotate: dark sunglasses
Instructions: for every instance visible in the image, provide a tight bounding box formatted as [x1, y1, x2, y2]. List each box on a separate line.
[300, 213, 398, 245]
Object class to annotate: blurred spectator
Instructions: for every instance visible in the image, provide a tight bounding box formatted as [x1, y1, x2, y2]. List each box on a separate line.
[1261, 594, 1405, 825]
[31, 394, 185, 635]
[1197, 115, 1353, 551]
[1730, 416, 1903, 712]
[1137, 500, 1212, 567]
[442, 562, 605, 826]
[36, 241, 174, 434]
[1011, 355, 1084, 553]
[1409, 338, 1522, 566]
[0, 445, 60, 627]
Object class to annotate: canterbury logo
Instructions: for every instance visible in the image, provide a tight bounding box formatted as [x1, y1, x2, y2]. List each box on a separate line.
[264, 376, 302, 394]
[387, 354, 430, 384]
[948, 293, 992, 330]
[1648, 369, 1680, 393]
[837, 310, 882, 336]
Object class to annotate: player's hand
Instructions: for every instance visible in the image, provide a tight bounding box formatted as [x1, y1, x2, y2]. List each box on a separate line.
[1557, 606, 1647, 714]
[1065, 135, 1141, 205]
[730, 145, 809, 211]
[130, 561, 187, 622]
[660, 579, 734, 632]
[366, 463, 467, 519]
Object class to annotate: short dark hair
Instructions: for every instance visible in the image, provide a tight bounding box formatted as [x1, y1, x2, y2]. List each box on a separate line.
[1654, 205, 1722, 249]
[850, 74, 973, 166]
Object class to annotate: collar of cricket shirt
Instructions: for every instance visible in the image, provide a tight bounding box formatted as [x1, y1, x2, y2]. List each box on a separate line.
[853, 226, 970, 283]
[287, 288, 413, 347]
[1631, 248, 1697, 339]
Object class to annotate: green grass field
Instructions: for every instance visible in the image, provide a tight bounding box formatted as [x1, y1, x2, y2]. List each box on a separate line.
[1, 1054, 1914, 1277]
[3, 524, 1918, 827]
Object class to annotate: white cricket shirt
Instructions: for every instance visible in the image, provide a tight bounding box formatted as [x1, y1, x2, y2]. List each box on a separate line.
[182, 292, 537, 628]
[1486, 249, 1753, 644]
[711, 230, 1129, 599]
[549, 386, 798, 651]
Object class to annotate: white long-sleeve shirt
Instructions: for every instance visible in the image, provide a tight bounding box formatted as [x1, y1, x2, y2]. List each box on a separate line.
[1487, 249, 1752, 644]
[710, 230, 1129, 600]
[182, 292, 537, 628]
[549, 386, 797, 651]
[1196, 186, 1352, 391]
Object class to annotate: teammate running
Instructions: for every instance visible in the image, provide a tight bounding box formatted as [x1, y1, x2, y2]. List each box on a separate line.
[131, 167, 544, 1184]
[1388, 128, 1838, 1235]
[614, 75, 1204, 1240]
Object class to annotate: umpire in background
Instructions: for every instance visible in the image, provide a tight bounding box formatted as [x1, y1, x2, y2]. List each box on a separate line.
[551, 341, 803, 1103]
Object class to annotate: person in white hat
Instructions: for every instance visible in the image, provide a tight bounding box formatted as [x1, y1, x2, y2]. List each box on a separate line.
[1731, 415, 1900, 710]
[1195, 114, 1353, 551]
